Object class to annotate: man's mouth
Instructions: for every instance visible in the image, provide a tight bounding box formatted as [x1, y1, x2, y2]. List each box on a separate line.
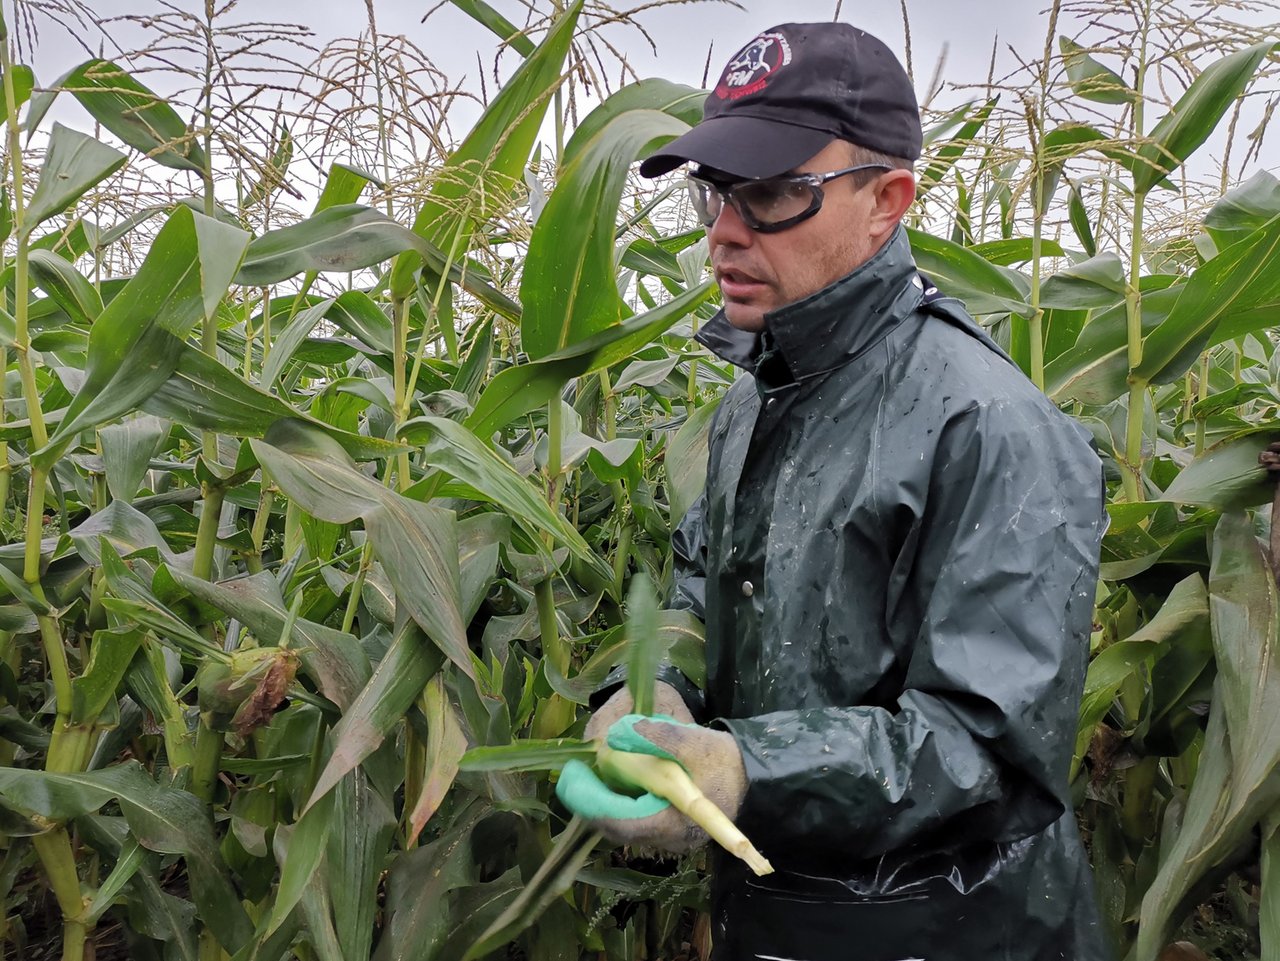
[715, 268, 768, 299]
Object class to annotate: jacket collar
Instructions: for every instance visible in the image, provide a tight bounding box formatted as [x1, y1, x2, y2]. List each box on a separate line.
[694, 224, 921, 388]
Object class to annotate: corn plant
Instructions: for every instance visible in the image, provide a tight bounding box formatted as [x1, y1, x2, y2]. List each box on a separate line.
[0, 1, 1277, 960]
[904, 2, 1279, 956]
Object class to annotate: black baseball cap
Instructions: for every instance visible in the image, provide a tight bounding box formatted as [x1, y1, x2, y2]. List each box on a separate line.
[640, 22, 922, 180]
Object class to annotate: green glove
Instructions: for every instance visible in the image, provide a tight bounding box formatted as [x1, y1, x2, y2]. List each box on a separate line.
[555, 759, 670, 821]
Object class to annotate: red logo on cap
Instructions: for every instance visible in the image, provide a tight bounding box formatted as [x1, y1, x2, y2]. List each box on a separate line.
[714, 32, 792, 101]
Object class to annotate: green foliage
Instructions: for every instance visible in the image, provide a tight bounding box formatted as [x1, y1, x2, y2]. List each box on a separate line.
[58, 59, 209, 173]
[0, 4, 1277, 961]
[24, 123, 127, 235]
[1059, 37, 1138, 105]
[1131, 42, 1275, 195]
[521, 108, 690, 358]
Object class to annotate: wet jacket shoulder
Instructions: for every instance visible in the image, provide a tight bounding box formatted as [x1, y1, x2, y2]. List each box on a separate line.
[677, 225, 1106, 869]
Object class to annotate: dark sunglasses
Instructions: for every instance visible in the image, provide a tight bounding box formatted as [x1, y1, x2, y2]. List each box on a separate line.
[686, 163, 893, 233]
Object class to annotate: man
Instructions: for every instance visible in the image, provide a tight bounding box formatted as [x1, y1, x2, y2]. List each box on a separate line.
[556, 22, 1109, 961]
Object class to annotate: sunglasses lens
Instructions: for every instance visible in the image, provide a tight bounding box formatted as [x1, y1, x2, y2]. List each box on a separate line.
[686, 178, 722, 227]
[735, 179, 815, 227]
[686, 175, 820, 231]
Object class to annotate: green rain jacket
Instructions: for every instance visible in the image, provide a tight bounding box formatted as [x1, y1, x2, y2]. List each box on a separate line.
[671, 226, 1110, 961]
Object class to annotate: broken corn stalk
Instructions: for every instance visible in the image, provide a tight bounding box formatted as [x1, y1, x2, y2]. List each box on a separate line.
[597, 743, 774, 876]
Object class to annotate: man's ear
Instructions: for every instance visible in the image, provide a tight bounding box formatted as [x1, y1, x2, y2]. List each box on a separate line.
[868, 170, 916, 239]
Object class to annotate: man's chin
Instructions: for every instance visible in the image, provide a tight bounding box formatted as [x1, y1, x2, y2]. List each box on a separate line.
[724, 301, 767, 332]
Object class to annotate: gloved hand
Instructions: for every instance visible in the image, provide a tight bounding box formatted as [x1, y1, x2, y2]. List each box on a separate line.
[583, 680, 696, 740]
[557, 683, 747, 854]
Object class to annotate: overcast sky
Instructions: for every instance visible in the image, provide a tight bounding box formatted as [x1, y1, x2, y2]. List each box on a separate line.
[48, 0, 1041, 99]
[20, 0, 1278, 198]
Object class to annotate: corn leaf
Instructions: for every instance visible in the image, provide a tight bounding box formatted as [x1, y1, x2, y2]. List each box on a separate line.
[24, 122, 127, 235]
[324, 290, 395, 354]
[1161, 429, 1280, 509]
[144, 344, 403, 462]
[467, 280, 714, 438]
[1072, 575, 1208, 776]
[1135, 513, 1280, 959]
[0, 762, 252, 953]
[1039, 252, 1126, 310]
[61, 59, 207, 172]
[99, 415, 168, 503]
[234, 204, 438, 285]
[544, 631, 628, 704]
[2, 64, 33, 111]
[1058, 37, 1137, 104]
[407, 674, 469, 845]
[968, 237, 1067, 266]
[230, 911, 301, 961]
[71, 627, 145, 727]
[306, 618, 446, 812]
[237, 204, 519, 319]
[252, 420, 470, 681]
[1067, 178, 1097, 257]
[314, 161, 380, 212]
[461, 816, 598, 960]
[330, 769, 396, 960]
[562, 78, 704, 167]
[1135, 212, 1280, 385]
[401, 415, 614, 586]
[1204, 170, 1280, 248]
[262, 297, 336, 388]
[84, 836, 146, 926]
[390, 1, 581, 297]
[265, 784, 337, 937]
[1134, 42, 1275, 195]
[374, 801, 496, 961]
[27, 248, 102, 323]
[1214, 519, 1280, 818]
[916, 98, 997, 199]
[1045, 286, 1179, 405]
[907, 227, 1033, 317]
[296, 849, 345, 961]
[64, 500, 183, 570]
[1264, 809, 1280, 961]
[449, 0, 536, 56]
[521, 108, 689, 359]
[459, 739, 596, 773]
[40, 207, 250, 460]
[625, 573, 663, 716]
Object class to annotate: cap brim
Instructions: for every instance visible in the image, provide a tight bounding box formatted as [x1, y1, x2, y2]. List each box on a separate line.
[638, 115, 834, 179]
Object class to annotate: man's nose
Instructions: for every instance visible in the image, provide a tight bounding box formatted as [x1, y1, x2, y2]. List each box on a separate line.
[706, 197, 754, 248]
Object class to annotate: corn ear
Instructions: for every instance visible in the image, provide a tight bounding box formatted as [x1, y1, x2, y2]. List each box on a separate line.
[597, 745, 774, 876]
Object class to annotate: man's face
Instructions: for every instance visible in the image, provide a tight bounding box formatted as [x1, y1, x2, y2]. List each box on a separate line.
[705, 139, 902, 332]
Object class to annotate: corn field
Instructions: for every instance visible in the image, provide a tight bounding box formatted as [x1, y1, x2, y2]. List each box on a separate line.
[0, 0, 1278, 959]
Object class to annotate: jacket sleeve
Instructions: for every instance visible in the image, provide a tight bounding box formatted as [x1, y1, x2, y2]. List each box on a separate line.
[669, 491, 709, 622]
[719, 400, 1105, 861]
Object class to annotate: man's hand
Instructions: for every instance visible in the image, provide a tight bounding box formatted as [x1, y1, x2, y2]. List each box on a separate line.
[583, 680, 695, 740]
[557, 683, 747, 854]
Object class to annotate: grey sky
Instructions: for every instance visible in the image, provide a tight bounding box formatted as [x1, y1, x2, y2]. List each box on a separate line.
[52, 0, 1039, 101]
[33, 0, 1058, 141]
[22, 0, 1278, 205]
